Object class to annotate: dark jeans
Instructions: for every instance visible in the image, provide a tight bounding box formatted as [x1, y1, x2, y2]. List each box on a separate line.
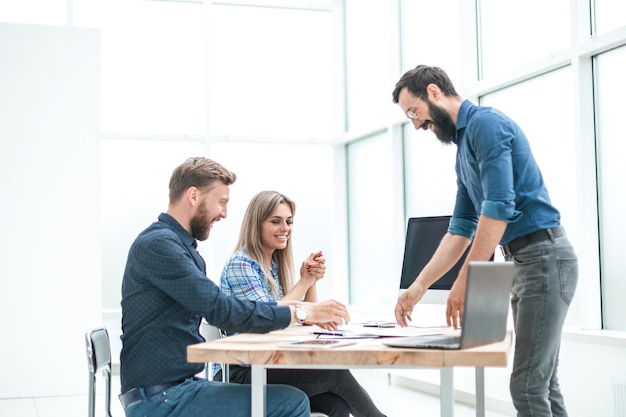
[122, 378, 309, 417]
[505, 231, 578, 417]
[218, 366, 387, 417]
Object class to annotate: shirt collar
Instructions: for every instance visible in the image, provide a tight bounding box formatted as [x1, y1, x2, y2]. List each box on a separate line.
[454, 99, 475, 144]
[456, 99, 474, 131]
[158, 212, 197, 248]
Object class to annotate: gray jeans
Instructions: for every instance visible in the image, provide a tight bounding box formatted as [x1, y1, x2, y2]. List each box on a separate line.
[505, 231, 578, 417]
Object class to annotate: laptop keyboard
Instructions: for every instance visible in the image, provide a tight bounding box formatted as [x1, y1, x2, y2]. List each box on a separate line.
[419, 335, 461, 349]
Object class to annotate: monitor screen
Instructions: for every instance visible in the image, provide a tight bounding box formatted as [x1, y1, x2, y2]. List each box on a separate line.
[399, 216, 470, 291]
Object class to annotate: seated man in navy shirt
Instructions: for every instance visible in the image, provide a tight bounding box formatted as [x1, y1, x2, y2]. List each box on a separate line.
[119, 156, 350, 417]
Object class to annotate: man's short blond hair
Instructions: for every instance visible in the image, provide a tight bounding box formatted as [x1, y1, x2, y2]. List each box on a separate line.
[168, 157, 237, 204]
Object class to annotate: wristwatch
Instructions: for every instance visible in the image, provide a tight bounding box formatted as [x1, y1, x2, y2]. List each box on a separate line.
[294, 305, 308, 324]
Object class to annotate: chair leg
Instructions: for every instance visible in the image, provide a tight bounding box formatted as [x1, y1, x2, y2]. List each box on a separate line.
[88, 373, 96, 417]
[222, 364, 229, 383]
[105, 370, 112, 417]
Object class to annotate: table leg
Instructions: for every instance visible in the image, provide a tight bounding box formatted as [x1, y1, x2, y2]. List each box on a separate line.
[440, 367, 454, 417]
[475, 367, 485, 417]
[251, 365, 267, 417]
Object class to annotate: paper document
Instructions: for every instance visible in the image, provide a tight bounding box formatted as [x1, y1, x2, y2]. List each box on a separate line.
[279, 339, 357, 348]
[314, 324, 447, 339]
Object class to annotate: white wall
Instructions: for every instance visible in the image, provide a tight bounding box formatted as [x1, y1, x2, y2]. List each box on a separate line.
[559, 331, 626, 416]
[0, 23, 101, 397]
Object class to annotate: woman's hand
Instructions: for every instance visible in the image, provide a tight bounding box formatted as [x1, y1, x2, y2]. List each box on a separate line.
[283, 251, 326, 302]
[300, 250, 326, 282]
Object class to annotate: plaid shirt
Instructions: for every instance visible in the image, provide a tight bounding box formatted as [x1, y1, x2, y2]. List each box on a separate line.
[220, 249, 284, 303]
[211, 249, 286, 378]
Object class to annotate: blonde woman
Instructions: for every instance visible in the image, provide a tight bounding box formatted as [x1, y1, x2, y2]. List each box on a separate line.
[219, 191, 386, 417]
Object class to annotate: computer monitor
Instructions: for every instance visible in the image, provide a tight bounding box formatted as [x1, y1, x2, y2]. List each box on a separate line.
[398, 216, 491, 304]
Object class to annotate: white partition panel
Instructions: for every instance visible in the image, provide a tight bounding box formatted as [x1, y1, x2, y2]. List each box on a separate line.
[0, 23, 101, 397]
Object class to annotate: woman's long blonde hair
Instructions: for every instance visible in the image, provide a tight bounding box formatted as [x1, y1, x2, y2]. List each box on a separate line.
[235, 191, 296, 298]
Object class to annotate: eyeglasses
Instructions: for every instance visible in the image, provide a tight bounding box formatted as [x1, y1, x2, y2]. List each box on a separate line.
[405, 96, 424, 120]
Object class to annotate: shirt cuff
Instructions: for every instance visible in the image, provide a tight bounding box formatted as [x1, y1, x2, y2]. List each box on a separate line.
[448, 217, 477, 239]
[277, 305, 292, 326]
[480, 200, 521, 222]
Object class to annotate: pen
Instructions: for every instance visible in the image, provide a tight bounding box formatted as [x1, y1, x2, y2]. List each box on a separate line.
[314, 330, 345, 336]
[363, 322, 396, 328]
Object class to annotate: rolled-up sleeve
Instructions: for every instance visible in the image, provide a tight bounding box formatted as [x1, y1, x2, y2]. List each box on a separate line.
[474, 113, 518, 220]
[448, 216, 477, 239]
[457, 110, 522, 226]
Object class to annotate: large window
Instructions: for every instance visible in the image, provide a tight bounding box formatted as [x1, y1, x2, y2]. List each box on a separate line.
[344, 0, 398, 132]
[345, 0, 464, 308]
[4, 0, 626, 331]
[478, 0, 571, 79]
[403, 127, 457, 218]
[346, 132, 404, 307]
[206, 4, 337, 139]
[401, 0, 463, 91]
[76, 0, 206, 135]
[595, 46, 626, 330]
[3, 0, 343, 312]
[594, 0, 626, 34]
[345, 0, 626, 331]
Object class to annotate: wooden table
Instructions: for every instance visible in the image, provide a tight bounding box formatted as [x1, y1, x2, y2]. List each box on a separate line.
[188, 325, 512, 417]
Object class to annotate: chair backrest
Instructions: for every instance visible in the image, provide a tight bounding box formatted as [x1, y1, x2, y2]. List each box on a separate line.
[86, 327, 113, 417]
[199, 319, 229, 382]
[200, 320, 224, 341]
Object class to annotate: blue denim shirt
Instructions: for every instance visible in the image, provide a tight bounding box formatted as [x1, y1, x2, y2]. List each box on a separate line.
[448, 100, 561, 245]
[120, 213, 291, 393]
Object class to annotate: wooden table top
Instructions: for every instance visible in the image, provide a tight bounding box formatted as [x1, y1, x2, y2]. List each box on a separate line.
[187, 324, 512, 369]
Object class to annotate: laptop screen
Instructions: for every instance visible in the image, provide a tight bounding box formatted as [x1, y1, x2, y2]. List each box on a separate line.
[399, 216, 469, 291]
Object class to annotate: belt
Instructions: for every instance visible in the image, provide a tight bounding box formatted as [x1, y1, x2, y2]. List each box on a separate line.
[119, 379, 185, 409]
[501, 227, 565, 257]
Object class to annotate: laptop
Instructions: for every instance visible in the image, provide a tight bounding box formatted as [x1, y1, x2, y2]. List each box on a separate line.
[384, 261, 514, 349]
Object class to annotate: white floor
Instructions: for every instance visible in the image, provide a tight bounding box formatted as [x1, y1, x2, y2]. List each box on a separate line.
[0, 370, 512, 417]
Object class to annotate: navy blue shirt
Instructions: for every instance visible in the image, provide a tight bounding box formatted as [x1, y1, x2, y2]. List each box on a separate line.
[448, 100, 561, 244]
[119, 213, 291, 393]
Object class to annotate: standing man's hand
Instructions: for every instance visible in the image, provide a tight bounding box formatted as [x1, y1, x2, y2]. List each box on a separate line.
[446, 274, 467, 329]
[394, 283, 426, 327]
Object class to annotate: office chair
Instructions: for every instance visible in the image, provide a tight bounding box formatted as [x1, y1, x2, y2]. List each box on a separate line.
[85, 324, 325, 417]
[199, 319, 229, 382]
[85, 326, 113, 417]
[198, 320, 328, 417]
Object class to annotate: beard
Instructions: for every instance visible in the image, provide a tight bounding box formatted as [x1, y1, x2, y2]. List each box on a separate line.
[427, 100, 457, 144]
[190, 200, 212, 241]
